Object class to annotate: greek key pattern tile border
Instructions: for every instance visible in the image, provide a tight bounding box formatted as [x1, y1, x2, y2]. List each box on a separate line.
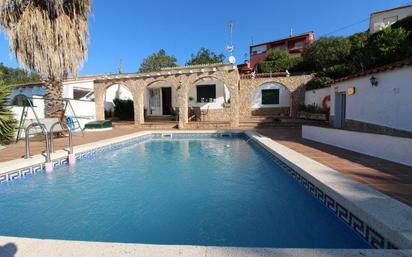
[247, 138, 398, 249]
[0, 134, 153, 185]
[0, 133, 237, 184]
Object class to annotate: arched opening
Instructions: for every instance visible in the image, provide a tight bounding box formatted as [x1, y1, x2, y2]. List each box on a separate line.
[104, 84, 134, 121]
[187, 77, 231, 122]
[144, 80, 177, 122]
[251, 82, 291, 117]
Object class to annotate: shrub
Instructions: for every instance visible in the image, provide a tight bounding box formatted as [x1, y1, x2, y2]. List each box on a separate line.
[113, 99, 134, 120]
[305, 76, 334, 90]
[366, 27, 411, 67]
[301, 36, 351, 71]
[256, 49, 302, 73]
[299, 103, 327, 114]
[0, 83, 17, 144]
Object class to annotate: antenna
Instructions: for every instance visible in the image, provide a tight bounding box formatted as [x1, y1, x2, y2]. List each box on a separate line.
[290, 28, 293, 37]
[227, 20, 236, 64]
[118, 59, 123, 74]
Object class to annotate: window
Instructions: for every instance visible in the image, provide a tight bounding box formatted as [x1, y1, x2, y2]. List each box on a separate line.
[251, 45, 267, 55]
[197, 84, 216, 103]
[73, 88, 93, 100]
[11, 94, 32, 106]
[383, 16, 398, 27]
[294, 41, 304, 49]
[261, 89, 279, 105]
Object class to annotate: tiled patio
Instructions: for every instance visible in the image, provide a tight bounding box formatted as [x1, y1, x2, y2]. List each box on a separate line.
[0, 124, 411, 207]
[257, 128, 412, 207]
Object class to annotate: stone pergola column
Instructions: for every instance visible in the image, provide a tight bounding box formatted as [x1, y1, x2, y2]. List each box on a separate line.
[178, 80, 188, 129]
[94, 82, 106, 120]
[133, 83, 145, 126]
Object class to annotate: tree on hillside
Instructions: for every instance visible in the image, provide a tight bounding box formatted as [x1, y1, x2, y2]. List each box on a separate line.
[256, 49, 302, 73]
[347, 32, 370, 72]
[186, 48, 225, 66]
[302, 36, 351, 71]
[0, 0, 92, 118]
[366, 27, 411, 67]
[138, 49, 177, 73]
[0, 63, 40, 85]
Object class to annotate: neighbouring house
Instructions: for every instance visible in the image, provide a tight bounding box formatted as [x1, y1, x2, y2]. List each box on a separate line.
[369, 4, 412, 34]
[247, 32, 315, 71]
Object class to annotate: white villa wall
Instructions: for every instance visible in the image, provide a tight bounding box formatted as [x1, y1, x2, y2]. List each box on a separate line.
[63, 79, 94, 99]
[251, 82, 290, 109]
[304, 87, 331, 107]
[330, 66, 412, 133]
[369, 5, 412, 34]
[188, 80, 230, 109]
[11, 96, 46, 120]
[303, 125, 412, 167]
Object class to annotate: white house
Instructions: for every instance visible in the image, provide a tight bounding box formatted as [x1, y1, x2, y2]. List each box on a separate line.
[303, 59, 412, 167]
[329, 60, 412, 135]
[369, 4, 412, 34]
[8, 77, 99, 128]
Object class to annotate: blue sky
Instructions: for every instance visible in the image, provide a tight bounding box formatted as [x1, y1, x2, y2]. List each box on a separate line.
[0, 0, 410, 75]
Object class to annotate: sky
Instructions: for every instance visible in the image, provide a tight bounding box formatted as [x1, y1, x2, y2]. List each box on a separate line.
[0, 0, 410, 75]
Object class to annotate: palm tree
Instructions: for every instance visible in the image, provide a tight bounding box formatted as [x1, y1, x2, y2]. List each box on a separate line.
[0, 0, 91, 117]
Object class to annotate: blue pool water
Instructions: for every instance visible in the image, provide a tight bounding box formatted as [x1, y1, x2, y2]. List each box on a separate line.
[0, 136, 371, 248]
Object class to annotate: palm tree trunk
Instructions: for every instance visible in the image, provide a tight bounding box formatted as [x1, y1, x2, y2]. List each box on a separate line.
[45, 81, 65, 118]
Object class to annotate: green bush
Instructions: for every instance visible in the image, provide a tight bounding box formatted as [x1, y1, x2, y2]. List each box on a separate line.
[256, 49, 302, 73]
[319, 64, 352, 80]
[301, 36, 351, 72]
[305, 76, 334, 90]
[299, 103, 327, 114]
[0, 83, 17, 144]
[366, 27, 411, 67]
[113, 99, 134, 120]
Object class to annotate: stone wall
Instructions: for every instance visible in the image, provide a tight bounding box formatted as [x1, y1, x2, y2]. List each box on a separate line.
[239, 75, 313, 119]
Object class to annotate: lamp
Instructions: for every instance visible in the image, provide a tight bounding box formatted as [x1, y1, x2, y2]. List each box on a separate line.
[370, 76, 378, 87]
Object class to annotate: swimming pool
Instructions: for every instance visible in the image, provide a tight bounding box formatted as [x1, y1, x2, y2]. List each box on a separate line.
[0, 134, 371, 248]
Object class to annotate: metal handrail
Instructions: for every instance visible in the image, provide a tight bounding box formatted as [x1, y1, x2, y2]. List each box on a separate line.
[50, 121, 73, 154]
[25, 123, 51, 162]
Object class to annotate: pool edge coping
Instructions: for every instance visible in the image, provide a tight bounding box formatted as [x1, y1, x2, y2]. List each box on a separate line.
[0, 236, 411, 257]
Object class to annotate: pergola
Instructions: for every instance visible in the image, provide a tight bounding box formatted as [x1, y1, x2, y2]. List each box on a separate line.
[93, 63, 240, 129]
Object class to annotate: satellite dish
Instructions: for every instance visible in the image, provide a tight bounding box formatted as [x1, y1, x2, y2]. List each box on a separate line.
[228, 56, 236, 64]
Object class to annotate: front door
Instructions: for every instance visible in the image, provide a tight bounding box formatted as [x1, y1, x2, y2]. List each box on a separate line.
[148, 88, 161, 116]
[334, 92, 346, 128]
[162, 87, 172, 115]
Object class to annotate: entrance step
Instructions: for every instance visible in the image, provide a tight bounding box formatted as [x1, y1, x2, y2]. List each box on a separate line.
[141, 121, 178, 129]
[239, 118, 327, 129]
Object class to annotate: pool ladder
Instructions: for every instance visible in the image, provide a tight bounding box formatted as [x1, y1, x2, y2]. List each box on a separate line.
[25, 123, 51, 162]
[25, 121, 74, 171]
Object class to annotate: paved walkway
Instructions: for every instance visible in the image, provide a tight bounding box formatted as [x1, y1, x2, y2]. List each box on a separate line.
[0, 125, 411, 207]
[257, 128, 412, 207]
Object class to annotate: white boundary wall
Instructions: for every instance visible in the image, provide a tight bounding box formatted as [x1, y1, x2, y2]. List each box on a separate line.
[304, 87, 330, 107]
[302, 125, 412, 167]
[330, 66, 412, 133]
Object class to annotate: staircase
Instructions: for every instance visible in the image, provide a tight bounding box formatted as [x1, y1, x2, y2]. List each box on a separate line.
[240, 116, 327, 129]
